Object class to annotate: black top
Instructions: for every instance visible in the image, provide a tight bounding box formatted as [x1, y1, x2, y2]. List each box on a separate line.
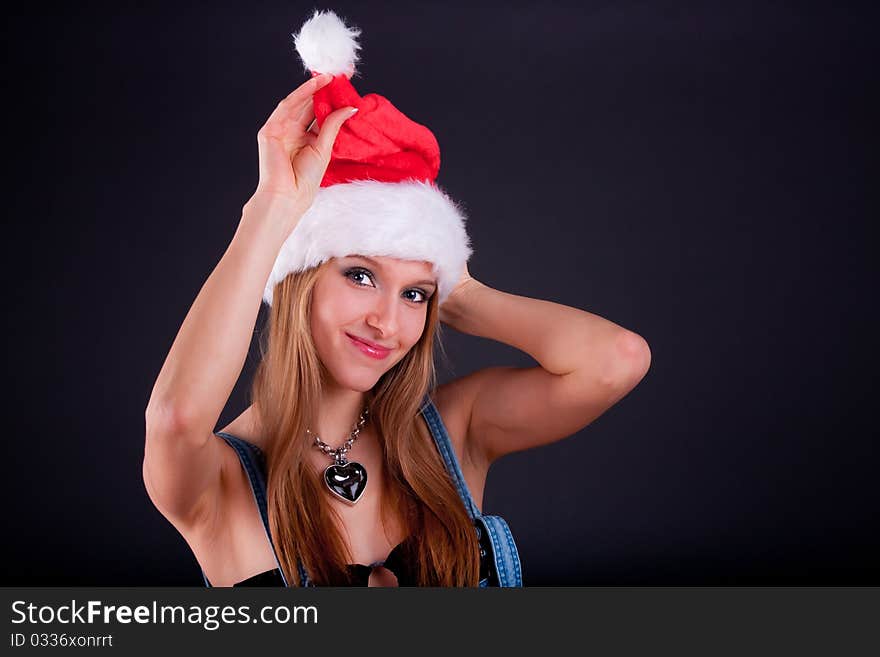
[233, 568, 287, 587]
[233, 525, 495, 587]
[233, 539, 414, 587]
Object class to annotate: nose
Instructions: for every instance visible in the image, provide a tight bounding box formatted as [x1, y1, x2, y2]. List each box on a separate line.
[364, 291, 399, 338]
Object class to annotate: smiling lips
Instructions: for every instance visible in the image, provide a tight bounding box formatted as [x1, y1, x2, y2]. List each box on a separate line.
[346, 333, 393, 359]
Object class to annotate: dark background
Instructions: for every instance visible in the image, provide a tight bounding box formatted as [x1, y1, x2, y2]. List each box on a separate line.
[3, 1, 875, 585]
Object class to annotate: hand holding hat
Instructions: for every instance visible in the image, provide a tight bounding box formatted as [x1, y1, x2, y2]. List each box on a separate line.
[251, 74, 358, 230]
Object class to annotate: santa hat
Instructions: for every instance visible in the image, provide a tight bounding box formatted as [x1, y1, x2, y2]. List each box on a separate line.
[262, 9, 473, 307]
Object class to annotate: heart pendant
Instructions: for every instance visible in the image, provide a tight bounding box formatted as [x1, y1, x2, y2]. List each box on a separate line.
[323, 461, 368, 505]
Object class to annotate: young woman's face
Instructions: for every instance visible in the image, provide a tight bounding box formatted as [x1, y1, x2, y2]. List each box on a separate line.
[310, 255, 437, 392]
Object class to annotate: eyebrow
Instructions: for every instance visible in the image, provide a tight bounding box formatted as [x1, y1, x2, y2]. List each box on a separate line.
[346, 255, 437, 289]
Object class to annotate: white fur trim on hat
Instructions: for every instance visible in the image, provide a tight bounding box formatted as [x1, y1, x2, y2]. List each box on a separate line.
[262, 179, 472, 307]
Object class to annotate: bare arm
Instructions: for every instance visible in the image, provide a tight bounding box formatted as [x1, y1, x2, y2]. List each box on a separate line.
[144, 206, 288, 436]
[142, 206, 290, 526]
[143, 73, 358, 529]
[439, 275, 651, 464]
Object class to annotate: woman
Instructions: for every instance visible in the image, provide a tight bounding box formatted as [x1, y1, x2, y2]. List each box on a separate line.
[143, 10, 651, 587]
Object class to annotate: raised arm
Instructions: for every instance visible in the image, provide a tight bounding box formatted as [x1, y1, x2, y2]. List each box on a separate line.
[143, 74, 358, 531]
[438, 272, 651, 465]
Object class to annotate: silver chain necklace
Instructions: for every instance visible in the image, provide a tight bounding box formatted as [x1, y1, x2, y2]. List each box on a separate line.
[307, 406, 369, 505]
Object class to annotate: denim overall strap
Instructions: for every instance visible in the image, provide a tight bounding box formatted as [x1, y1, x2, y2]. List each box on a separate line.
[418, 393, 523, 587]
[418, 395, 480, 519]
[475, 515, 523, 587]
[201, 432, 311, 587]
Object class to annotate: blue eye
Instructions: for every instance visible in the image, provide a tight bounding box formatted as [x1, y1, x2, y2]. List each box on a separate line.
[344, 267, 429, 305]
[404, 289, 428, 303]
[345, 268, 374, 287]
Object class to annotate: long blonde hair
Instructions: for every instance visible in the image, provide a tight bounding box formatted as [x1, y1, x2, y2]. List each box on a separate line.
[250, 262, 481, 586]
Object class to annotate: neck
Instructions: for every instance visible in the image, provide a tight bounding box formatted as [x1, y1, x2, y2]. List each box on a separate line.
[313, 384, 368, 447]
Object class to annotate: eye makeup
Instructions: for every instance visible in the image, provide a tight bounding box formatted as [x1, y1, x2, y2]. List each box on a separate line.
[342, 266, 433, 304]
[345, 256, 437, 289]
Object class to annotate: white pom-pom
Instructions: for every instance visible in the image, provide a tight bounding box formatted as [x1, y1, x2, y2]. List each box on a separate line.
[293, 9, 362, 78]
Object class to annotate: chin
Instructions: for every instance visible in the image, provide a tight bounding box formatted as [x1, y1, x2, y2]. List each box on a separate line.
[325, 365, 385, 393]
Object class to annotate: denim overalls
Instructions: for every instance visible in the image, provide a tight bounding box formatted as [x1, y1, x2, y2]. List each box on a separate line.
[200, 393, 522, 587]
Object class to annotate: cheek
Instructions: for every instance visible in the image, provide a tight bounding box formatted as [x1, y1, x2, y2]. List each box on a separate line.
[400, 310, 429, 348]
[310, 285, 347, 351]
[312, 285, 362, 327]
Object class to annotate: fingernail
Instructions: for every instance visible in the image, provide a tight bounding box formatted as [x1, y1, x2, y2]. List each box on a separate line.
[347, 107, 359, 116]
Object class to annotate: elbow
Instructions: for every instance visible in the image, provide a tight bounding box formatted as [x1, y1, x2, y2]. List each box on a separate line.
[145, 400, 198, 438]
[603, 330, 651, 388]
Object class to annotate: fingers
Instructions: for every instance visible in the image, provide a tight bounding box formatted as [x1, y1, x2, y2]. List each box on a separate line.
[253, 74, 355, 198]
[261, 74, 333, 135]
[314, 106, 358, 160]
[288, 105, 356, 194]
[294, 97, 316, 134]
[279, 73, 333, 110]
